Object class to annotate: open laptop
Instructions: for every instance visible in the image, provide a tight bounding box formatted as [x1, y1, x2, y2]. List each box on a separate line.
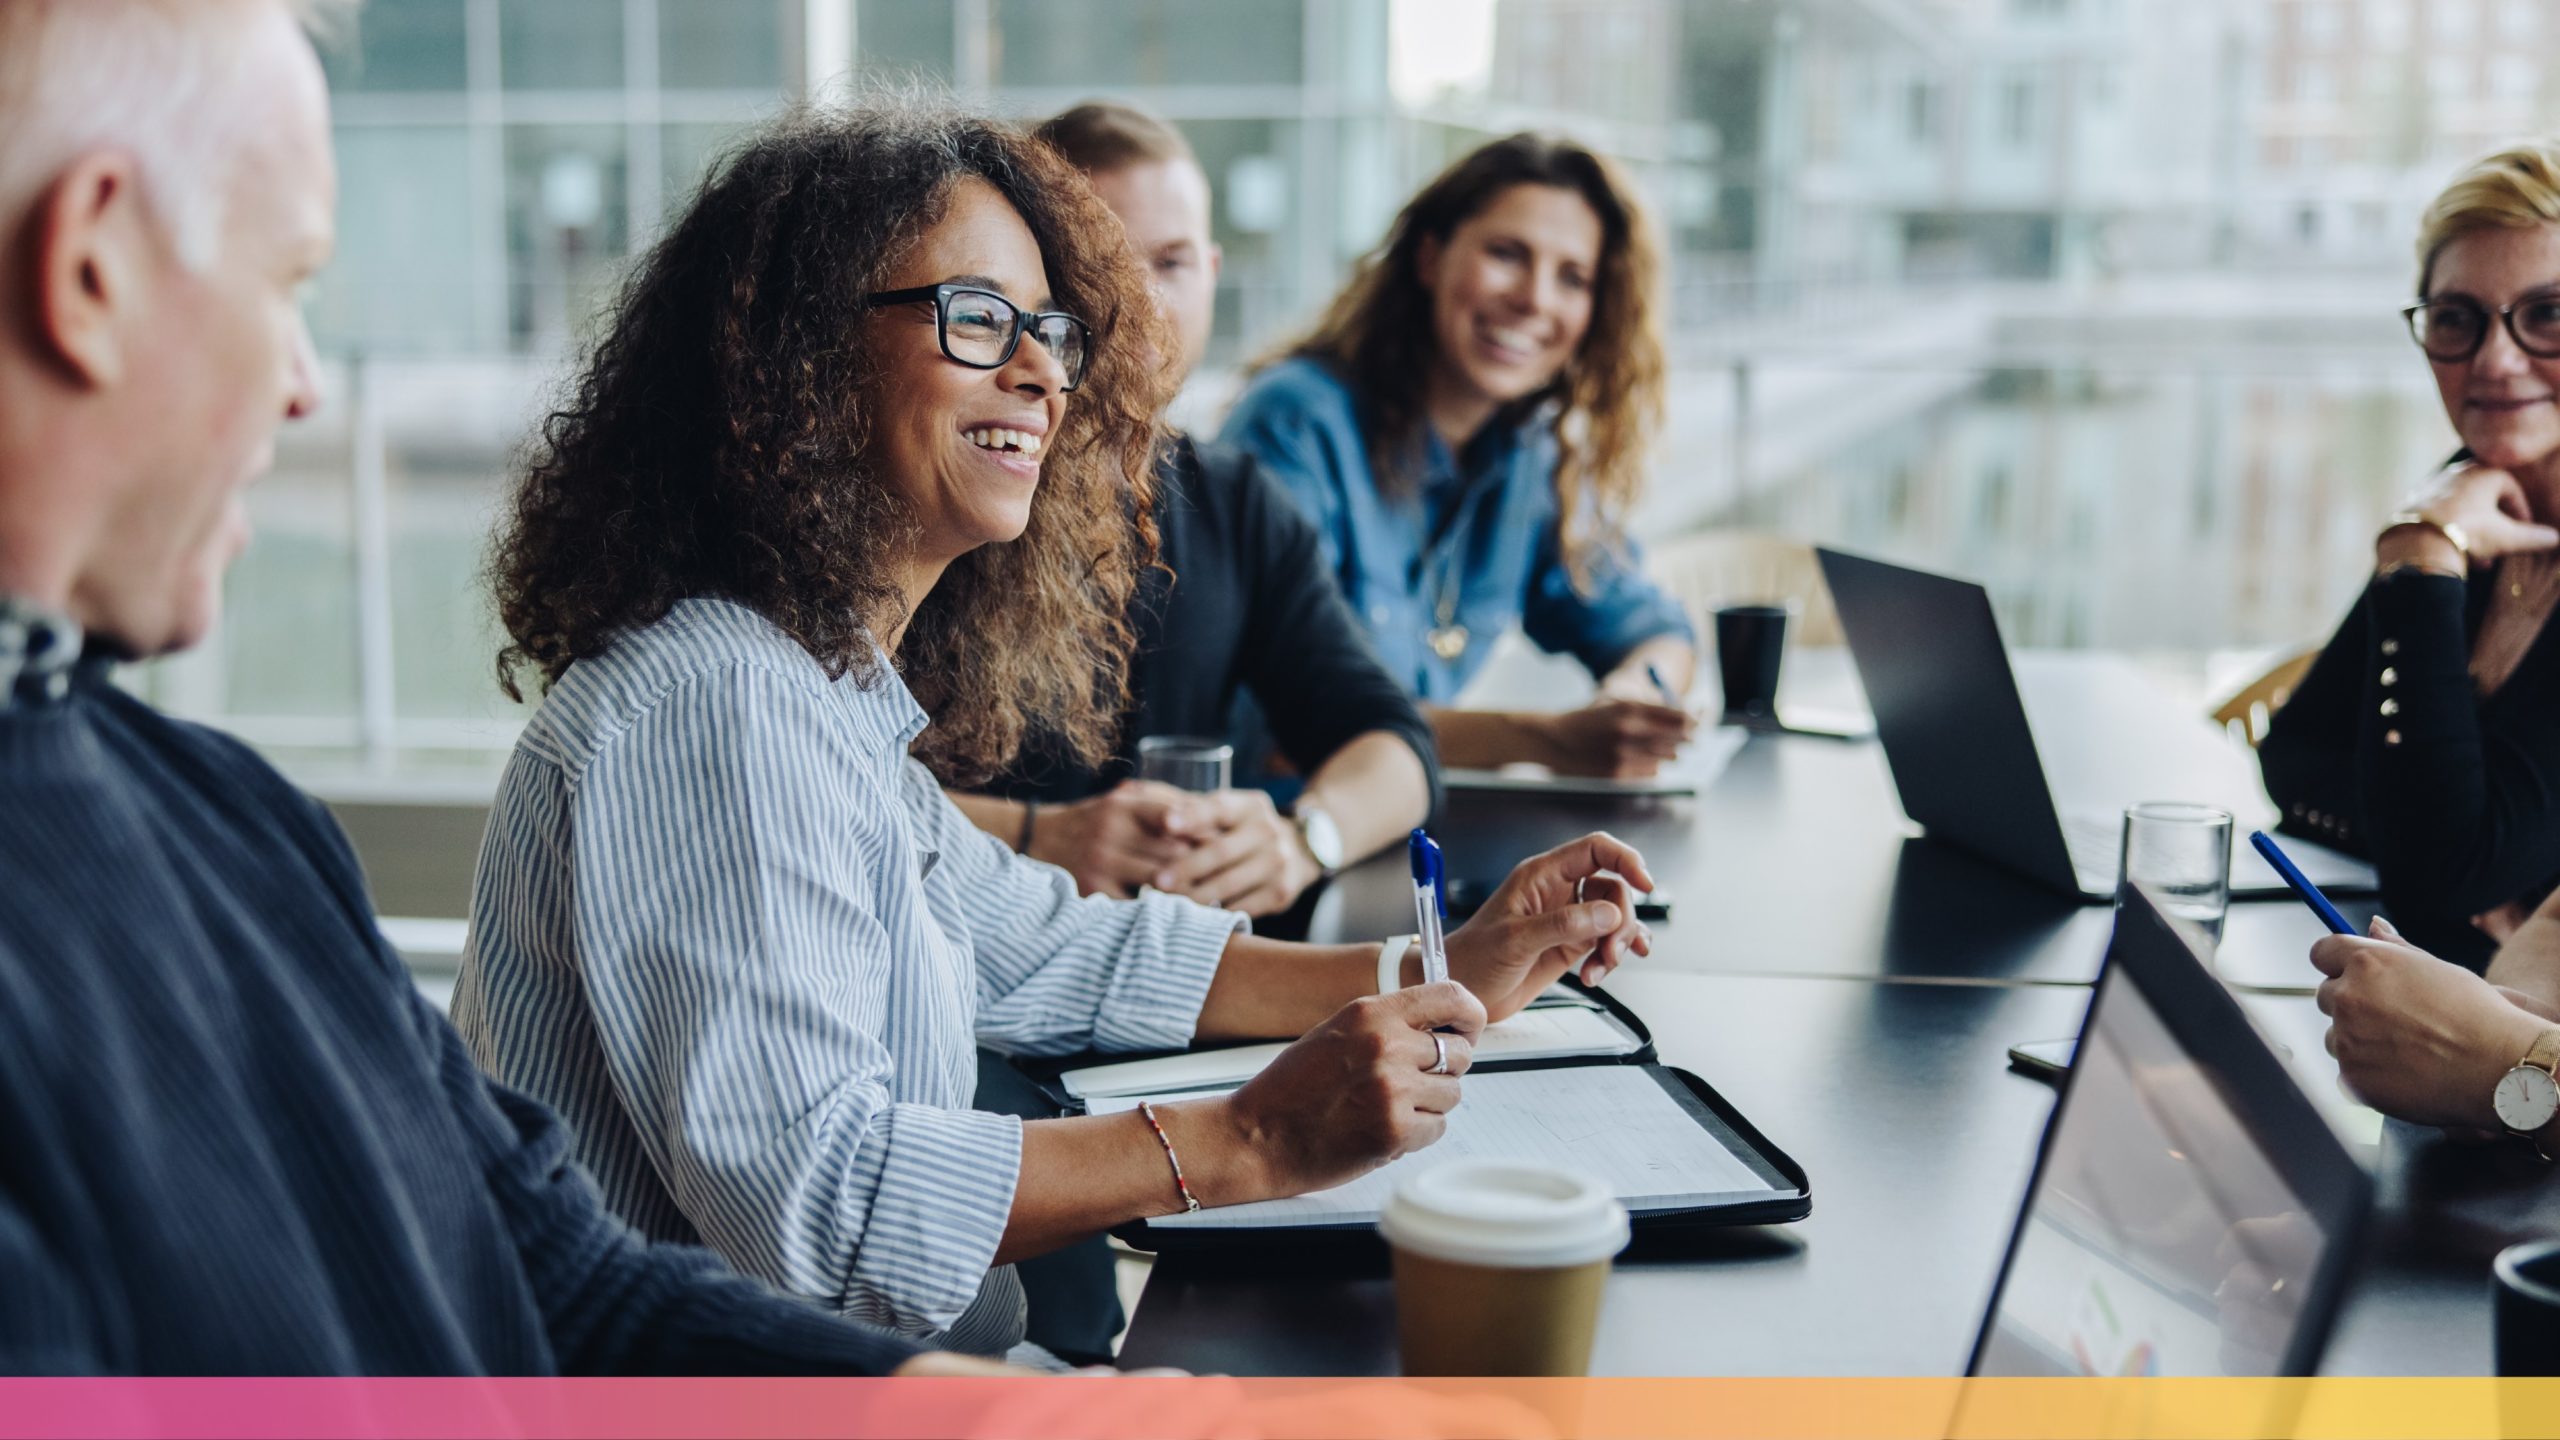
[1816, 547, 2377, 902]
[1959, 885, 2371, 1397]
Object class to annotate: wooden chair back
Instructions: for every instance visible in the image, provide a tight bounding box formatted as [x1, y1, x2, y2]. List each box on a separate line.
[2211, 649, 2319, 748]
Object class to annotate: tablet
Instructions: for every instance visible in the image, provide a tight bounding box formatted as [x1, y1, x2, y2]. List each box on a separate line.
[1105, 1064, 1810, 1253]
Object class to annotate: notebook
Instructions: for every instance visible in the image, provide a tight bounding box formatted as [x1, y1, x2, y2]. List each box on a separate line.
[1059, 1003, 1645, 1100]
[1070, 983, 1811, 1251]
[1444, 726, 1747, 797]
[1089, 1066, 1785, 1233]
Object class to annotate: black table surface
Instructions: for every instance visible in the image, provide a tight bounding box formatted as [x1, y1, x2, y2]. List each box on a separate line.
[1302, 654, 2372, 988]
[1117, 653, 2549, 1377]
[1120, 971, 2086, 1376]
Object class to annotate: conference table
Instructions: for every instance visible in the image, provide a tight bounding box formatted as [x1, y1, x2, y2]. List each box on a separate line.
[1115, 652, 2560, 1377]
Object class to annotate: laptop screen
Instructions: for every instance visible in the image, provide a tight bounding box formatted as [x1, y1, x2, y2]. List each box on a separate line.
[1967, 889, 2369, 1378]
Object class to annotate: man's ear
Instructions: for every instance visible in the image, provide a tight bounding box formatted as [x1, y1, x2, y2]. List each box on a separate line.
[29, 151, 150, 389]
[1207, 240, 1223, 287]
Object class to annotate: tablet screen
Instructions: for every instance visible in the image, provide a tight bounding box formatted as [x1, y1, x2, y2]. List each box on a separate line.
[1971, 961, 2331, 1377]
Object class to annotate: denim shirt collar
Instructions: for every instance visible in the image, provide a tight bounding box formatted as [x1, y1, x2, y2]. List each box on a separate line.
[1411, 419, 1537, 562]
[0, 596, 88, 711]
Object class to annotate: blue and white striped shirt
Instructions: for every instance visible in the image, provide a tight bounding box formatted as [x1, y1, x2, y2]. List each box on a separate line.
[453, 598, 1242, 1351]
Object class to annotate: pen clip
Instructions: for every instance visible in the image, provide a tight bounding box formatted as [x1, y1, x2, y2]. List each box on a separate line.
[1410, 829, 1447, 919]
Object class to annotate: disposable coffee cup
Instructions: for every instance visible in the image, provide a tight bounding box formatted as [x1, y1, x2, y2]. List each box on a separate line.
[1715, 603, 1791, 720]
[2495, 1240, 2560, 1375]
[1377, 1160, 1629, 1377]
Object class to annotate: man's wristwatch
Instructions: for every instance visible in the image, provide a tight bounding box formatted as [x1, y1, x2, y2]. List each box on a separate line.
[1294, 802, 1346, 874]
[2494, 1028, 2560, 1160]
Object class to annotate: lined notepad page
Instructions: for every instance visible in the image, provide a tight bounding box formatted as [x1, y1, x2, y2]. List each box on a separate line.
[1061, 1005, 1640, 1100]
[1092, 1066, 1775, 1229]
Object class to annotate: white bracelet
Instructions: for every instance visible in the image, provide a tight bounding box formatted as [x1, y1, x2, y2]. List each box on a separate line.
[1378, 934, 1418, 994]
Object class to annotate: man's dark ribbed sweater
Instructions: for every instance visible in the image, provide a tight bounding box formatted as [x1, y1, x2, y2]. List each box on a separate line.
[0, 607, 920, 1375]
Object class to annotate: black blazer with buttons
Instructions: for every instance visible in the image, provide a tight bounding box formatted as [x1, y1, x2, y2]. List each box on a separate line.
[2259, 564, 2560, 967]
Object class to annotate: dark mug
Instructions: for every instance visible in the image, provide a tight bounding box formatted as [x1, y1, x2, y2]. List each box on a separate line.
[2495, 1240, 2560, 1375]
[1715, 604, 1791, 720]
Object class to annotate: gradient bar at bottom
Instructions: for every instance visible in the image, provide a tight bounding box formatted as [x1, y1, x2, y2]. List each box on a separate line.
[6, 1377, 2560, 1439]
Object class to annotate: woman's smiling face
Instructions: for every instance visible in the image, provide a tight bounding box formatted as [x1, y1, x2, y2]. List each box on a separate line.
[867, 176, 1073, 565]
[1417, 181, 1603, 415]
[2424, 224, 2560, 477]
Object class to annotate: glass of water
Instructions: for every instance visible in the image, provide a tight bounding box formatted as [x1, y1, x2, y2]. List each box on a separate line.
[1136, 735, 1232, 794]
[2118, 802, 2234, 946]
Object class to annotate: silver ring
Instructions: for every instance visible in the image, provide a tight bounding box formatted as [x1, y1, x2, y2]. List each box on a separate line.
[1427, 1031, 1451, 1075]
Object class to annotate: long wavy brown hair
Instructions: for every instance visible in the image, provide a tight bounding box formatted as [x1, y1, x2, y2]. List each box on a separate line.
[1279, 133, 1664, 585]
[489, 103, 1166, 785]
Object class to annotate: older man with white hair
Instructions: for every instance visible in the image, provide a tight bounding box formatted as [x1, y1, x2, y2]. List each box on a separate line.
[0, 0, 931, 1376]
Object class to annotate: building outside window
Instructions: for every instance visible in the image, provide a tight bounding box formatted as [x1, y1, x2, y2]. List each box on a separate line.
[149, 0, 2510, 799]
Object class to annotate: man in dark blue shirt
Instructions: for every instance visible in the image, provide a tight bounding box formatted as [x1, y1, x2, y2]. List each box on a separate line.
[0, 0, 927, 1378]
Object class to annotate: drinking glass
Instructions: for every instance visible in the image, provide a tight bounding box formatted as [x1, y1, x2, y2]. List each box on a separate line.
[2118, 802, 2233, 946]
[1136, 735, 1231, 794]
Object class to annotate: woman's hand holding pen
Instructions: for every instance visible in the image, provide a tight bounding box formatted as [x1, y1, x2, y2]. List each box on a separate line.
[2311, 916, 2547, 1129]
[1442, 831, 1657, 1022]
[1528, 699, 1695, 778]
[1203, 982, 1485, 1202]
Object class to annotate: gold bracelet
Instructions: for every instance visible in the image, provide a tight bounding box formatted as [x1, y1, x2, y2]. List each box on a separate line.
[2382, 510, 2472, 559]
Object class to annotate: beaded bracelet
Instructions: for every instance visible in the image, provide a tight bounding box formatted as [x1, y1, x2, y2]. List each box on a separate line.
[1135, 1100, 1202, 1214]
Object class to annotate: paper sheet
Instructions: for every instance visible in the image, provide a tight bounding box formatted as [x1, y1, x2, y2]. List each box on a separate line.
[1061, 1005, 1640, 1099]
[1092, 1066, 1776, 1229]
[1445, 726, 1747, 797]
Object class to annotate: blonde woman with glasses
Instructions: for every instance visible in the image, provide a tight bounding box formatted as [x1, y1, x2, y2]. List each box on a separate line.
[2263, 139, 2560, 971]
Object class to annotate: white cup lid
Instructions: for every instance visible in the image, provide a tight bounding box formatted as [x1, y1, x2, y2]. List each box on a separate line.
[1377, 1160, 1631, 1269]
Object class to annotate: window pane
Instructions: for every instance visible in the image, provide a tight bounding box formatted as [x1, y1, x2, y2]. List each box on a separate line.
[382, 371, 518, 735]
[990, 0, 1303, 87]
[856, 0, 954, 80]
[224, 412, 360, 724]
[313, 127, 490, 354]
[663, 121, 760, 207]
[323, 0, 468, 92]
[661, 0, 794, 90]
[501, 0, 623, 90]
[505, 125, 630, 348]
[1169, 118, 1293, 363]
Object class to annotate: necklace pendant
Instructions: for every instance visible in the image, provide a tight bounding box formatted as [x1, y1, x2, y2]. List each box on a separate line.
[1427, 624, 1470, 661]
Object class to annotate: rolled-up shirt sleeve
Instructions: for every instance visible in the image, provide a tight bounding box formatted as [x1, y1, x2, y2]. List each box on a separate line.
[1520, 516, 1696, 680]
[900, 762, 1241, 1057]
[566, 664, 1019, 1331]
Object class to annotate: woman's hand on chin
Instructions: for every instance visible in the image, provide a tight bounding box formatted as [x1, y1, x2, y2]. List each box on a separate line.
[1442, 831, 1657, 1020]
[2386, 462, 2560, 571]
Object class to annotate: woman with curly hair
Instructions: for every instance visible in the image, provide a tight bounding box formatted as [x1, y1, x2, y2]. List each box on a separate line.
[452, 103, 1660, 1358]
[1222, 134, 1699, 778]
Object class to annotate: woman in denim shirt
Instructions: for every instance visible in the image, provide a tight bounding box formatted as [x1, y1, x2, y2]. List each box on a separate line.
[1222, 133, 1698, 778]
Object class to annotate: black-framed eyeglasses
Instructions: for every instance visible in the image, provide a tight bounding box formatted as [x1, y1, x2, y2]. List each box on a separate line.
[864, 282, 1091, 391]
[2402, 293, 2560, 363]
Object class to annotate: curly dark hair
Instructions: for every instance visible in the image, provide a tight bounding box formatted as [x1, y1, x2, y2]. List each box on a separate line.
[489, 101, 1167, 785]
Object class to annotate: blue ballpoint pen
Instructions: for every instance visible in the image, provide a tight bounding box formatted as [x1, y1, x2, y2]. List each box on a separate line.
[1645, 662, 1681, 706]
[1407, 828, 1449, 987]
[2248, 830, 2356, 936]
